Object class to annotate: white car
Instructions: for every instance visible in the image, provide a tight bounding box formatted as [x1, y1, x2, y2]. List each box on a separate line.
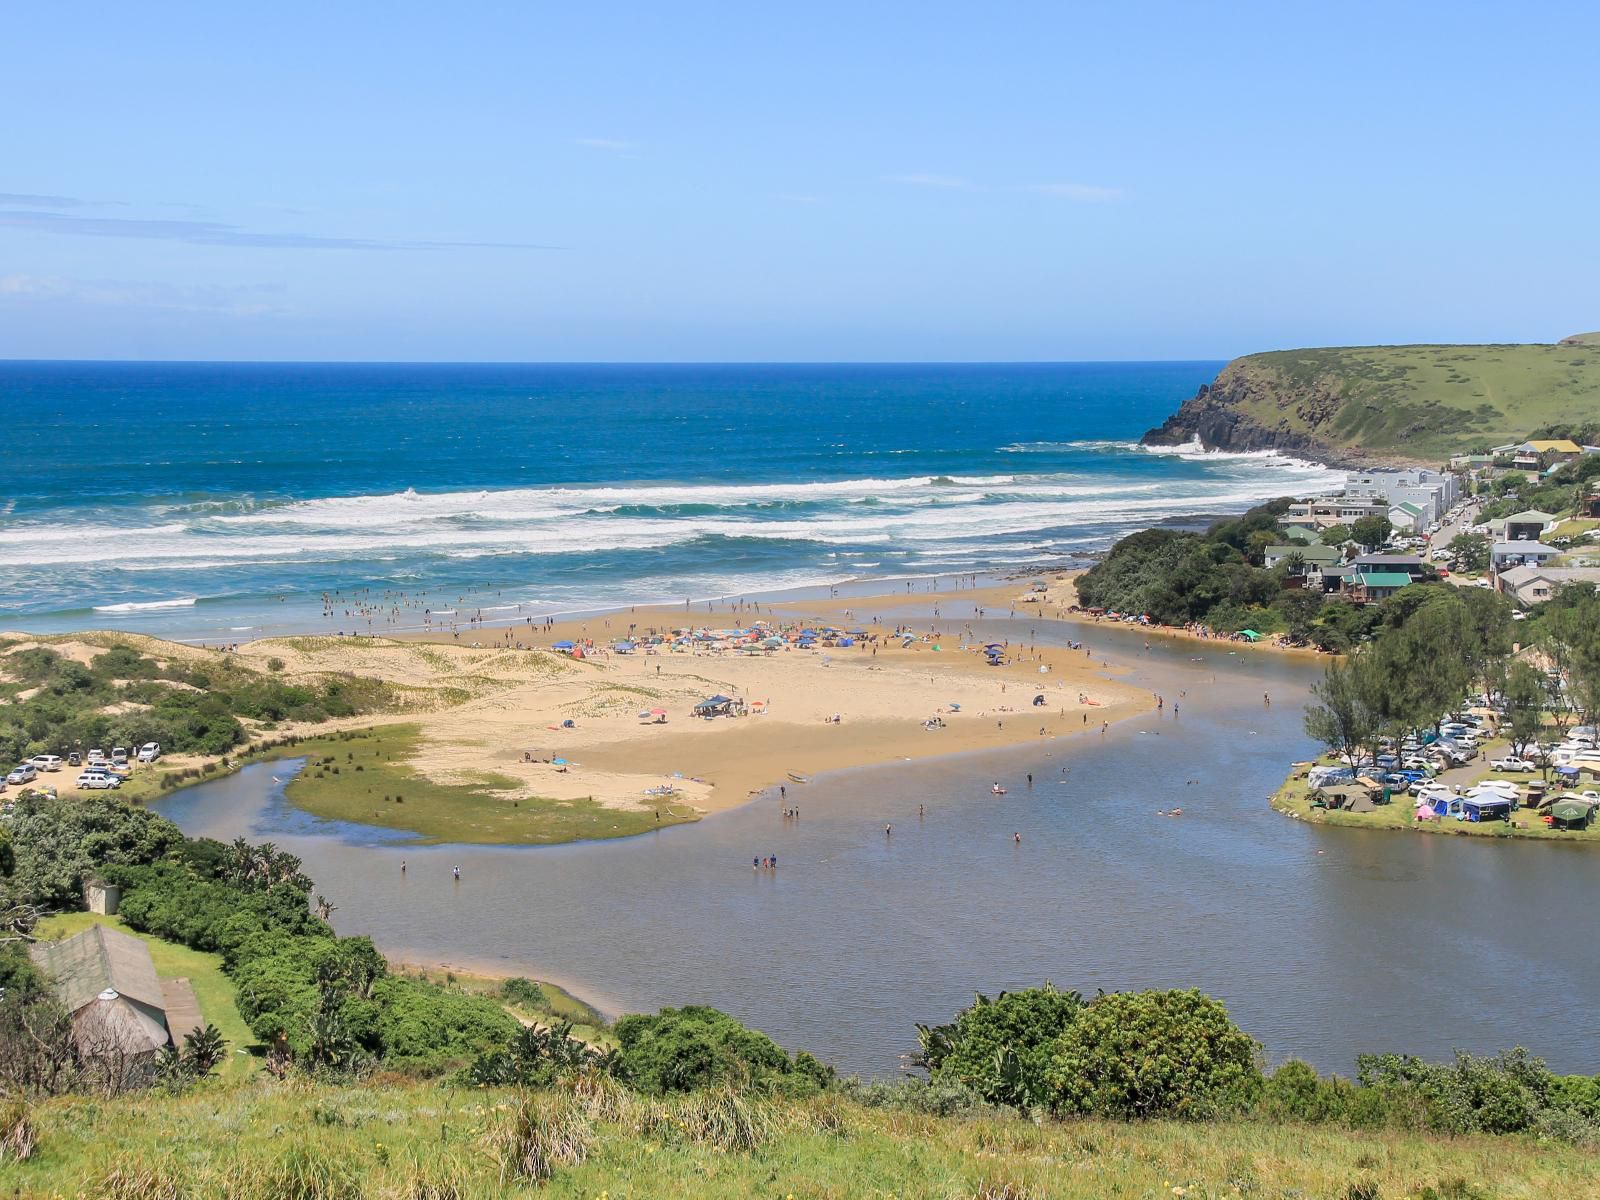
[137, 742, 161, 762]
[6, 764, 37, 785]
[76, 771, 122, 790]
[111, 747, 129, 764]
[28, 754, 63, 772]
[1490, 756, 1536, 773]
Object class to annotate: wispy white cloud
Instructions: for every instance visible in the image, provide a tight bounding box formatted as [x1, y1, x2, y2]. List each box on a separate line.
[0, 192, 92, 208]
[881, 175, 1123, 202]
[574, 137, 636, 152]
[881, 173, 972, 190]
[773, 192, 825, 205]
[0, 201, 556, 250]
[1020, 182, 1123, 202]
[0, 274, 292, 316]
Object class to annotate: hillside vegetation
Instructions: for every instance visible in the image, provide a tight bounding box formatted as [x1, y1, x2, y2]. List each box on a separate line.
[1143, 339, 1600, 463]
[11, 1076, 1599, 1198]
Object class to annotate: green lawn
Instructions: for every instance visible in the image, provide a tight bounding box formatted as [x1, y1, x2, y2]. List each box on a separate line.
[262, 723, 700, 845]
[10, 1077, 1597, 1198]
[32, 913, 259, 1080]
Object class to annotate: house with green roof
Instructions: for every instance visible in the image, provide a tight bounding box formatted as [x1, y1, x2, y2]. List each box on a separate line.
[1388, 501, 1425, 534]
[1350, 571, 1413, 603]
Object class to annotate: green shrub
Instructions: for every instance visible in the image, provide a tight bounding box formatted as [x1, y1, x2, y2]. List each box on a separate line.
[1258, 1059, 1356, 1123]
[1044, 989, 1261, 1119]
[918, 984, 1081, 1108]
[613, 1004, 823, 1095]
[1356, 1048, 1551, 1135]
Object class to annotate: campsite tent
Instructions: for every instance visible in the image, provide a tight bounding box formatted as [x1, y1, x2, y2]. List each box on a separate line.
[1461, 796, 1513, 822]
[1550, 799, 1595, 830]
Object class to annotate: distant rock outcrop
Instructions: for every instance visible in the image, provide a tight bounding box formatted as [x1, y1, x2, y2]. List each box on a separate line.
[1141, 341, 1600, 466]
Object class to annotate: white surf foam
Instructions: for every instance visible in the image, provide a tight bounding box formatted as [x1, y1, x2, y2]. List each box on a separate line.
[93, 597, 199, 613]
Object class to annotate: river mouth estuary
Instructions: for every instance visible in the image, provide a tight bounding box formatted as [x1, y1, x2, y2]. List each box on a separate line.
[151, 615, 1600, 1079]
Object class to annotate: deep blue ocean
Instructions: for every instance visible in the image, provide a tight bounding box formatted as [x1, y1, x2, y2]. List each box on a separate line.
[0, 361, 1341, 639]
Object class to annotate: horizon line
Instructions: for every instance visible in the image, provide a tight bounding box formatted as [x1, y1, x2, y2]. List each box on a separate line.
[0, 356, 1231, 367]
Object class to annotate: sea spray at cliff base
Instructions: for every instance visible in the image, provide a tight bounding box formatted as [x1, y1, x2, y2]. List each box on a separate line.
[0, 361, 1343, 639]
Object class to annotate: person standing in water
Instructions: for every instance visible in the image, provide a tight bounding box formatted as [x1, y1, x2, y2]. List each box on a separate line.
[400, 860, 406, 875]
[452, 865, 460, 881]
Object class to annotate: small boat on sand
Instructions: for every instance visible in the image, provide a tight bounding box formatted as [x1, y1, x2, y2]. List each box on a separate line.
[787, 772, 810, 783]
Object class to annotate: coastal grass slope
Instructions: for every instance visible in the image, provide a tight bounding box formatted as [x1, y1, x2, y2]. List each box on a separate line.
[1144, 338, 1600, 463]
[10, 1078, 1596, 1198]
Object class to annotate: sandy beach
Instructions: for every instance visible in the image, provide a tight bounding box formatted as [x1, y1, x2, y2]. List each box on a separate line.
[220, 584, 1148, 821]
[6, 570, 1305, 828]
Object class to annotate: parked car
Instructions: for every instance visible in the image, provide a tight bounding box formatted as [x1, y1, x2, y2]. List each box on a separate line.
[1490, 755, 1536, 773]
[67, 751, 81, 766]
[6, 764, 38, 785]
[111, 747, 129, 764]
[137, 742, 161, 763]
[87, 749, 107, 764]
[76, 771, 122, 790]
[28, 754, 63, 772]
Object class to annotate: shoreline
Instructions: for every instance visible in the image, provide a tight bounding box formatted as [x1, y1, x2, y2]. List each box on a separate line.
[1269, 763, 1600, 845]
[5, 572, 1155, 839]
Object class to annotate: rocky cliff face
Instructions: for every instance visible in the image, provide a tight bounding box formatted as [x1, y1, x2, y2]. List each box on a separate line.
[1141, 360, 1388, 466]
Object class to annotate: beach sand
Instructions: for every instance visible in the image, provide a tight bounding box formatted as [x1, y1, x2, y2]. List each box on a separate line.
[6, 568, 1318, 822]
[216, 587, 1148, 821]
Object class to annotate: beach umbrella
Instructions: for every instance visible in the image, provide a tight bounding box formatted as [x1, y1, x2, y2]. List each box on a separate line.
[552, 757, 568, 766]
[552, 640, 574, 650]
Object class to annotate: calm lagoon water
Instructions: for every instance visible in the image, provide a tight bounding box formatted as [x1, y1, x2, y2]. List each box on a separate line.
[153, 617, 1600, 1078]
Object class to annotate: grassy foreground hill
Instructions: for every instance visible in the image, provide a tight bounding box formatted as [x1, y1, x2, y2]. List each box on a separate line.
[1142, 337, 1600, 464]
[8, 1077, 1596, 1198]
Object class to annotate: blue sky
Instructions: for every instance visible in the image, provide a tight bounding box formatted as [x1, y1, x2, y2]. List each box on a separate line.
[3, 2, 1597, 361]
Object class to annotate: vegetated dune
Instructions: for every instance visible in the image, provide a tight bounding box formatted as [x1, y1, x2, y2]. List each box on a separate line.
[1143, 339, 1600, 464]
